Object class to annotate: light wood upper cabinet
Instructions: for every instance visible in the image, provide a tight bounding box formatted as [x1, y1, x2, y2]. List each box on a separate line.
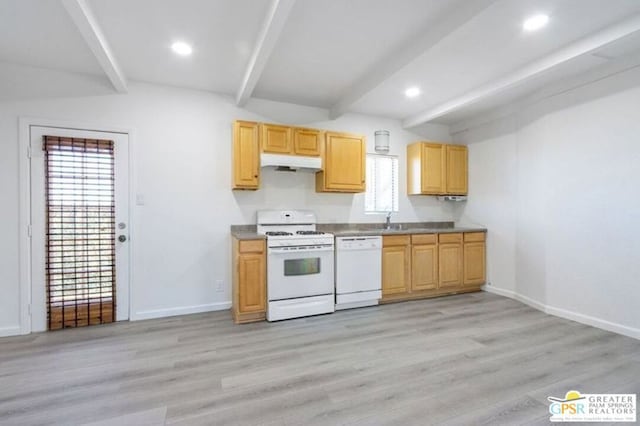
[316, 131, 366, 193]
[439, 233, 463, 289]
[464, 232, 486, 286]
[260, 124, 321, 157]
[293, 128, 322, 156]
[261, 123, 292, 154]
[407, 142, 468, 196]
[382, 236, 411, 296]
[232, 238, 266, 323]
[407, 142, 445, 195]
[446, 145, 468, 195]
[233, 121, 259, 190]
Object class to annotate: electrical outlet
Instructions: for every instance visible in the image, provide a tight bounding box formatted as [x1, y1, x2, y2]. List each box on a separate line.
[216, 280, 224, 292]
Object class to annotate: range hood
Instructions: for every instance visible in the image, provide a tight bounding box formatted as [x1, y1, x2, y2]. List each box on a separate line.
[438, 195, 468, 202]
[260, 153, 322, 172]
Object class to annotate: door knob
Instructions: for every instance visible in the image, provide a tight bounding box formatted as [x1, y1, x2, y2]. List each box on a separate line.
[118, 235, 127, 242]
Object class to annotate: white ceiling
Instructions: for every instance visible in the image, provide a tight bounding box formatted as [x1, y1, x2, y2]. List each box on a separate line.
[0, 0, 102, 74]
[1, 0, 640, 128]
[252, 0, 463, 107]
[350, 0, 640, 119]
[89, 0, 270, 93]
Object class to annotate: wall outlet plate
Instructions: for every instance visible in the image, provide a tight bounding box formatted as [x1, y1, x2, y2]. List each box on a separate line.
[216, 280, 224, 292]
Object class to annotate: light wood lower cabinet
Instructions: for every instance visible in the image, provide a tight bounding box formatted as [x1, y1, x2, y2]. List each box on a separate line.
[382, 236, 411, 296]
[464, 232, 486, 286]
[411, 234, 438, 291]
[231, 232, 486, 322]
[382, 232, 485, 303]
[232, 238, 266, 323]
[438, 233, 463, 289]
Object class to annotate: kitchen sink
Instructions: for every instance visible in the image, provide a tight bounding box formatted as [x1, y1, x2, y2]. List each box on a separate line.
[383, 224, 406, 232]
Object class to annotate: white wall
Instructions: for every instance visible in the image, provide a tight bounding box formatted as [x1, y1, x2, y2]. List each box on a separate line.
[0, 82, 458, 335]
[460, 122, 518, 294]
[456, 68, 640, 338]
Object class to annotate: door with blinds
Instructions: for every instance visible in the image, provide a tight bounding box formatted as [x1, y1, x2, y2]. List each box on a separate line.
[30, 126, 130, 331]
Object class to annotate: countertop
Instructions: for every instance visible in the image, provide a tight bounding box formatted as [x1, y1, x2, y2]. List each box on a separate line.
[231, 232, 267, 241]
[331, 226, 486, 237]
[230, 222, 486, 240]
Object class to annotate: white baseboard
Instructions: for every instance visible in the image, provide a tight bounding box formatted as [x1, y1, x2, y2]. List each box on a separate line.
[482, 285, 640, 340]
[132, 301, 232, 321]
[0, 326, 22, 338]
[482, 285, 548, 312]
[545, 305, 640, 341]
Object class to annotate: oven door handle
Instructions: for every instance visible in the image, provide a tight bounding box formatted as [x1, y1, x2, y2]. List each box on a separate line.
[269, 246, 334, 254]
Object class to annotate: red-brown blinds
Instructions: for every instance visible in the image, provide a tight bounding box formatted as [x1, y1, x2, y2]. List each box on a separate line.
[44, 136, 116, 330]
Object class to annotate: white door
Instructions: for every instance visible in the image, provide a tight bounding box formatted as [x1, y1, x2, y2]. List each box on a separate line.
[30, 125, 130, 331]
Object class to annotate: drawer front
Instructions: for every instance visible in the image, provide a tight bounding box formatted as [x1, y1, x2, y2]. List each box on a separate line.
[464, 232, 486, 242]
[411, 234, 437, 245]
[383, 235, 411, 247]
[239, 239, 265, 253]
[439, 233, 463, 243]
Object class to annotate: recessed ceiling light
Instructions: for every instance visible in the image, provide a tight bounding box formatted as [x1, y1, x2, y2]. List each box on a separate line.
[171, 41, 193, 56]
[405, 87, 421, 98]
[523, 14, 549, 32]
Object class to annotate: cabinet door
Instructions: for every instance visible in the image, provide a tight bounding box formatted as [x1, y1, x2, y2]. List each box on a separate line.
[382, 245, 410, 296]
[464, 242, 486, 286]
[261, 123, 292, 154]
[421, 143, 446, 194]
[293, 128, 321, 156]
[321, 132, 366, 192]
[238, 253, 266, 313]
[233, 121, 259, 189]
[439, 243, 463, 288]
[412, 244, 438, 291]
[446, 145, 468, 195]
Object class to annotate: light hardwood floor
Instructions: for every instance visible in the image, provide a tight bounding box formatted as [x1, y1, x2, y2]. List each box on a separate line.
[1, 292, 638, 425]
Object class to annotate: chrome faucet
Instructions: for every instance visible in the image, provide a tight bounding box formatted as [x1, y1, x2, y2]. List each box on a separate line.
[385, 212, 393, 230]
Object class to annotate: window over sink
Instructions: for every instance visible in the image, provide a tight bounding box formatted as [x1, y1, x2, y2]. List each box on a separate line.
[365, 154, 398, 214]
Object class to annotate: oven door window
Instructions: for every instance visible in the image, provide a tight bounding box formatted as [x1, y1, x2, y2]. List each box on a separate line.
[284, 257, 321, 276]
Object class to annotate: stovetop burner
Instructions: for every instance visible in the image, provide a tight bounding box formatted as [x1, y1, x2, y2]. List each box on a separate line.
[265, 231, 293, 236]
[296, 230, 326, 235]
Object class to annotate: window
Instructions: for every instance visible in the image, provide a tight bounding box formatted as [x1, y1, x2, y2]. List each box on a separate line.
[365, 154, 399, 213]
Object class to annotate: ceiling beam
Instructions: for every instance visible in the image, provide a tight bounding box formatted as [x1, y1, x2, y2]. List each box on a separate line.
[449, 50, 640, 135]
[236, 0, 296, 107]
[62, 0, 127, 93]
[403, 13, 640, 128]
[328, 0, 498, 120]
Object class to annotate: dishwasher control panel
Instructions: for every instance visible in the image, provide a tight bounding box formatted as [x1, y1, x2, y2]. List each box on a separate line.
[336, 236, 383, 250]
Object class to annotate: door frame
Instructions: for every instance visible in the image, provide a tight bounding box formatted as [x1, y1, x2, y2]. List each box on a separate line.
[18, 117, 136, 335]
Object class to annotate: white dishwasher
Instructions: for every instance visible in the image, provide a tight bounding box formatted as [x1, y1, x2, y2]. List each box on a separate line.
[335, 236, 382, 310]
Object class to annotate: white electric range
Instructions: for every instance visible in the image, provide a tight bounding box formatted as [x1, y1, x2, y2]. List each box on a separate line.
[257, 210, 335, 321]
